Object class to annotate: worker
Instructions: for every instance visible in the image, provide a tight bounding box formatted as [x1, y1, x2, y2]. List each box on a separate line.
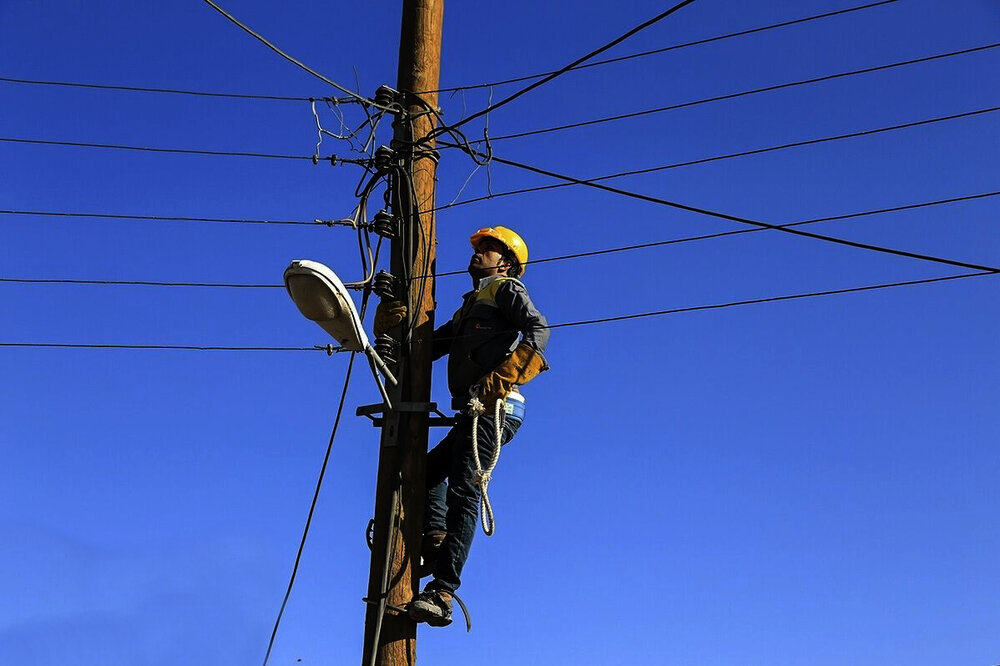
[373, 226, 549, 627]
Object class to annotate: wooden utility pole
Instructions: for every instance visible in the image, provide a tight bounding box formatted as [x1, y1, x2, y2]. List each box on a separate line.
[362, 1, 443, 665]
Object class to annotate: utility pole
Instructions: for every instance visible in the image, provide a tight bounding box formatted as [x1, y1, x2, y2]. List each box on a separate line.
[362, 1, 443, 665]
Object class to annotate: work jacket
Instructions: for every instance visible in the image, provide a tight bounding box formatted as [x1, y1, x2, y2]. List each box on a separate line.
[432, 275, 549, 409]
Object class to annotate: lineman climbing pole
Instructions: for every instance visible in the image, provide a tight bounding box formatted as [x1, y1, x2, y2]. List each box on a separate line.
[362, 1, 443, 665]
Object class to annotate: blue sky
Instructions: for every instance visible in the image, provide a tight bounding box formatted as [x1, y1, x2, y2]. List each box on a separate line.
[2, 1, 998, 664]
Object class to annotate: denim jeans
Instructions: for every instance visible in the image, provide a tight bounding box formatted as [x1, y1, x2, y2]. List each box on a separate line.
[423, 406, 524, 593]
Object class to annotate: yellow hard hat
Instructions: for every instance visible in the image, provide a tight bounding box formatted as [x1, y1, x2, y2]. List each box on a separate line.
[470, 226, 529, 277]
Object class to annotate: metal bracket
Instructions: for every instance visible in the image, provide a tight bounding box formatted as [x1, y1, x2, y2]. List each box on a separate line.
[356, 402, 456, 428]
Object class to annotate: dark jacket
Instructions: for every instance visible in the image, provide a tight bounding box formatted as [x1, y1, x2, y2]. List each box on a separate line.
[432, 275, 549, 408]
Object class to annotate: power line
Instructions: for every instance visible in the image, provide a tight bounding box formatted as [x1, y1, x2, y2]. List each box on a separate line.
[432, 0, 898, 93]
[548, 271, 996, 329]
[5, 272, 994, 351]
[0, 343, 325, 352]
[438, 105, 1000, 212]
[441, 0, 697, 133]
[444, 141, 1000, 274]
[8, 190, 999, 289]
[262, 352, 357, 666]
[0, 136, 363, 163]
[0, 209, 336, 226]
[0, 278, 281, 288]
[6, 105, 991, 231]
[201, 0, 373, 106]
[0, 75, 346, 102]
[427, 189, 1000, 278]
[477, 41, 1000, 143]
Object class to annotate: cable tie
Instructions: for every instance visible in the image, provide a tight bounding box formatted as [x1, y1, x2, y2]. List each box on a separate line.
[329, 154, 338, 166]
[311, 154, 319, 165]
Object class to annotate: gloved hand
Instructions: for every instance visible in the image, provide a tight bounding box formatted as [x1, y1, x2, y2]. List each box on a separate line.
[477, 343, 547, 406]
[373, 300, 407, 336]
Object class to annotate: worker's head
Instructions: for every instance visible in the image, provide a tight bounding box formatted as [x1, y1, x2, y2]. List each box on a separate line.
[468, 226, 528, 279]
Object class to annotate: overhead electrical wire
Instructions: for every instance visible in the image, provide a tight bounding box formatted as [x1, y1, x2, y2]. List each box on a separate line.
[441, 140, 1000, 274]
[1, 3, 898, 103]
[431, 0, 898, 93]
[0, 343, 324, 352]
[547, 270, 995, 330]
[0, 278, 281, 288]
[261, 352, 357, 666]
[0, 209, 343, 226]
[439, 0, 698, 134]
[439, 104, 1000, 212]
[6, 271, 995, 352]
[7, 190, 999, 289]
[0, 136, 364, 163]
[427, 189, 1000, 279]
[475, 41, 1000, 143]
[201, 0, 374, 106]
[0, 75, 349, 102]
[443, 105, 1000, 210]
[6, 105, 994, 232]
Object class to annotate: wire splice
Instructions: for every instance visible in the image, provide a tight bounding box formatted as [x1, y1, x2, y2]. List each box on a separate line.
[316, 343, 347, 356]
[315, 217, 360, 228]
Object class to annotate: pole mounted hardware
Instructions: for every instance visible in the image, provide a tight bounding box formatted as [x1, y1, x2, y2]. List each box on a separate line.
[373, 146, 396, 173]
[373, 271, 400, 300]
[283, 259, 397, 410]
[373, 333, 398, 368]
[356, 402, 456, 429]
[373, 85, 403, 111]
[372, 209, 399, 240]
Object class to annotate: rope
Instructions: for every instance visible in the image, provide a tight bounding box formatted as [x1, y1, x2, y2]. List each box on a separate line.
[468, 394, 504, 536]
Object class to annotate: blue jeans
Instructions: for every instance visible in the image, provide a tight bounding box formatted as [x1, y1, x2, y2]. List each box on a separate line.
[424, 407, 524, 593]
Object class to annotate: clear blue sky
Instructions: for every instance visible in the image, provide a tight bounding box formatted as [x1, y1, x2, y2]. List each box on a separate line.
[2, 1, 998, 664]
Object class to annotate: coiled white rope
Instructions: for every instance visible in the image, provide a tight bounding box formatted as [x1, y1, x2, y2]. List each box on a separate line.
[467, 393, 504, 536]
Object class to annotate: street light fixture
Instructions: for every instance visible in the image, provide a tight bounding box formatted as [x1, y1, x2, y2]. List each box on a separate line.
[283, 259, 397, 408]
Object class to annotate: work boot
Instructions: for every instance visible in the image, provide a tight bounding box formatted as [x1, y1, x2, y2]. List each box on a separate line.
[408, 588, 453, 627]
[418, 531, 446, 578]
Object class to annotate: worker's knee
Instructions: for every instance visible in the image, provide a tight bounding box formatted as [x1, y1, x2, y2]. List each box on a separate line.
[445, 481, 479, 512]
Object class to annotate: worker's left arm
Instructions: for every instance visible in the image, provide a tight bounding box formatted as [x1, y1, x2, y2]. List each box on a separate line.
[478, 280, 550, 404]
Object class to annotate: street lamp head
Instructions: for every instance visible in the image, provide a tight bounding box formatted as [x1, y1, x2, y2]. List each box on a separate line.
[283, 259, 369, 352]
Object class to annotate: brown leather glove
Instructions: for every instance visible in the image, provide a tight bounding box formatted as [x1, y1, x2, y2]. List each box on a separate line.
[373, 300, 407, 336]
[478, 343, 547, 406]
